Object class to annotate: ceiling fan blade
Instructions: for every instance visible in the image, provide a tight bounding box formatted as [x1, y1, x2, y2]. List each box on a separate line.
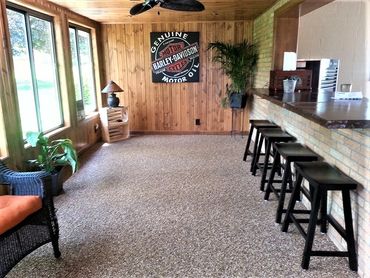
[160, 0, 205, 12]
[130, 0, 158, 15]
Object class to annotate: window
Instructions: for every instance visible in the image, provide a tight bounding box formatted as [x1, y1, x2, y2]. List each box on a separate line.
[69, 25, 97, 118]
[6, 5, 63, 138]
[0, 104, 7, 158]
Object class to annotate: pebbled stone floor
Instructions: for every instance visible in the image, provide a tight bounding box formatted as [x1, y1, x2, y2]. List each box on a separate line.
[7, 135, 359, 278]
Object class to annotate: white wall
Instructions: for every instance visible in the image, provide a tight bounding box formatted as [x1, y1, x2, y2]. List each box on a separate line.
[297, 0, 370, 97]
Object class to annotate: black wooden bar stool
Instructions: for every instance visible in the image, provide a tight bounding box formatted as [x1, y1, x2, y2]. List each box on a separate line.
[252, 128, 296, 191]
[264, 143, 320, 223]
[281, 161, 358, 271]
[246, 122, 280, 175]
[242, 120, 278, 161]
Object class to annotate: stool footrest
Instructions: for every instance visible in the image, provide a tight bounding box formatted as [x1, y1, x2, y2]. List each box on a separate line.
[271, 180, 283, 183]
[271, 187, 292, 196]
[327, 215, 347, 239]
[271, 188, 291, 199]
[288, 218, 310, 224]
[310, 251, 349, 257]
[285, 209, 310, 214]
[256, 163, 273, 171]
[301, 187, 312, 201]
[291, 215, 307, 239]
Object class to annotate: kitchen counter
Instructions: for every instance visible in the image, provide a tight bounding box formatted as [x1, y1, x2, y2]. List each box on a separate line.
[251, 88, 370, 129]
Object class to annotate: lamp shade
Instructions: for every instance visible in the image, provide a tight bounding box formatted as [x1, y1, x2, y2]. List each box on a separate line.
[101, 80, 123, 93]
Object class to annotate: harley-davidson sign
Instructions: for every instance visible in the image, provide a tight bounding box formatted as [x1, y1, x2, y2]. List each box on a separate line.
[150, 32, 200, 83]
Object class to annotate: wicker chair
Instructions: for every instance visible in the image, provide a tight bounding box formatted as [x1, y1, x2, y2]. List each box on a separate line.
[0, 161, 61, 278]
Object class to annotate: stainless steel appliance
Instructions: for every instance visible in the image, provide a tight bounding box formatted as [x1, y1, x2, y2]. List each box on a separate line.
[297, 59, 340, 93]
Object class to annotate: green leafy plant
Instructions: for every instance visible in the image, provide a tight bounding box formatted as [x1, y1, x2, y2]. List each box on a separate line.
[25, 131, 78, 174]
[208, 40, 258, 107]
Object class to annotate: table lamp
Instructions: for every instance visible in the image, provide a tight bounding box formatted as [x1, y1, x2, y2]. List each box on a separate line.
[101, 80, 123, 107]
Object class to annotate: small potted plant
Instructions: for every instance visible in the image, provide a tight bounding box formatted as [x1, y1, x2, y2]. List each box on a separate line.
[26, 131, 78, 196]
[208, 40, 259, 108]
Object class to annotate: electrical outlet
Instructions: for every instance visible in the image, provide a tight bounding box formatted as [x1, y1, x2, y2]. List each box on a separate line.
[195, 119, 201, 125]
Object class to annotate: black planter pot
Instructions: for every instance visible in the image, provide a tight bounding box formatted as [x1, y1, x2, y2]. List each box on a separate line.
[229, 93, 247, 109]
[50, 166, 64, 196]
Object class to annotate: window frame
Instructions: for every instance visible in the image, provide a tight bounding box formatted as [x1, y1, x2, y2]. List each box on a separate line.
[0, 102, 8, 158]
[6, 2, 64, 135]
[69, 23, 97, 117]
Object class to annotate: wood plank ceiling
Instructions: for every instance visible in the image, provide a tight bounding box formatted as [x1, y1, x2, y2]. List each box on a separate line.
[47, 0, 279, 23]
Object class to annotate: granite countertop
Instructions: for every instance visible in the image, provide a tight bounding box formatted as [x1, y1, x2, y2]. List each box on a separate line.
[251, 88, 370, 129]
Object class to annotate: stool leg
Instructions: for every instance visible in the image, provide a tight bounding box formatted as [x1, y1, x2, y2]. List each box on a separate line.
[264, 152, 280, 201]
[243, 125, 254, 161]
[320, 190, 328, 233]
[342, 189, 358, 271]
[302, 186, 321, 270]
[287, 163, 293, 189]
[252, 134, 264, 176]
[260, 140, 272, 191]
[282, 173, 303, 232]
[275, 160, 291, 224]
[250, 130, 261, 172]
[276, 156, 283, 177]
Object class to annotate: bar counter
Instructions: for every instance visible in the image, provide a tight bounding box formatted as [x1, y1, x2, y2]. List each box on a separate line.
[250, 88, 370, 276]
[251, 88, 370, 129]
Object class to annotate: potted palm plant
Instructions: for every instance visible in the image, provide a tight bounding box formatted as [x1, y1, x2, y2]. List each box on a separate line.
[26, 131, 78, 196]
[208, 40, 258, 108]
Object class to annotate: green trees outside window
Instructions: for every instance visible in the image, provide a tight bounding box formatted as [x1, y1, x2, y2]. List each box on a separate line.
[69, 25, 97, 119]
[6, 6, 63, 138]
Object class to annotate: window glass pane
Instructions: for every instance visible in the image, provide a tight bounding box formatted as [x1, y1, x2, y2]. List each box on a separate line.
[6, 9, 38, 137]
[7, 7, 63, 137]
[30, 16, 62, 132]
[77, 30, 96, 113]
[69, 28, 82, 101]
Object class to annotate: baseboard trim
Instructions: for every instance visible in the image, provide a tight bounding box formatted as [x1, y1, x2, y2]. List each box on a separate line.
[130, 131, 249, 136]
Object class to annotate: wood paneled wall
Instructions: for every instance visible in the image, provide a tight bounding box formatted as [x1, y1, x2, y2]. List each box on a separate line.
[101, 21, 253, 134]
